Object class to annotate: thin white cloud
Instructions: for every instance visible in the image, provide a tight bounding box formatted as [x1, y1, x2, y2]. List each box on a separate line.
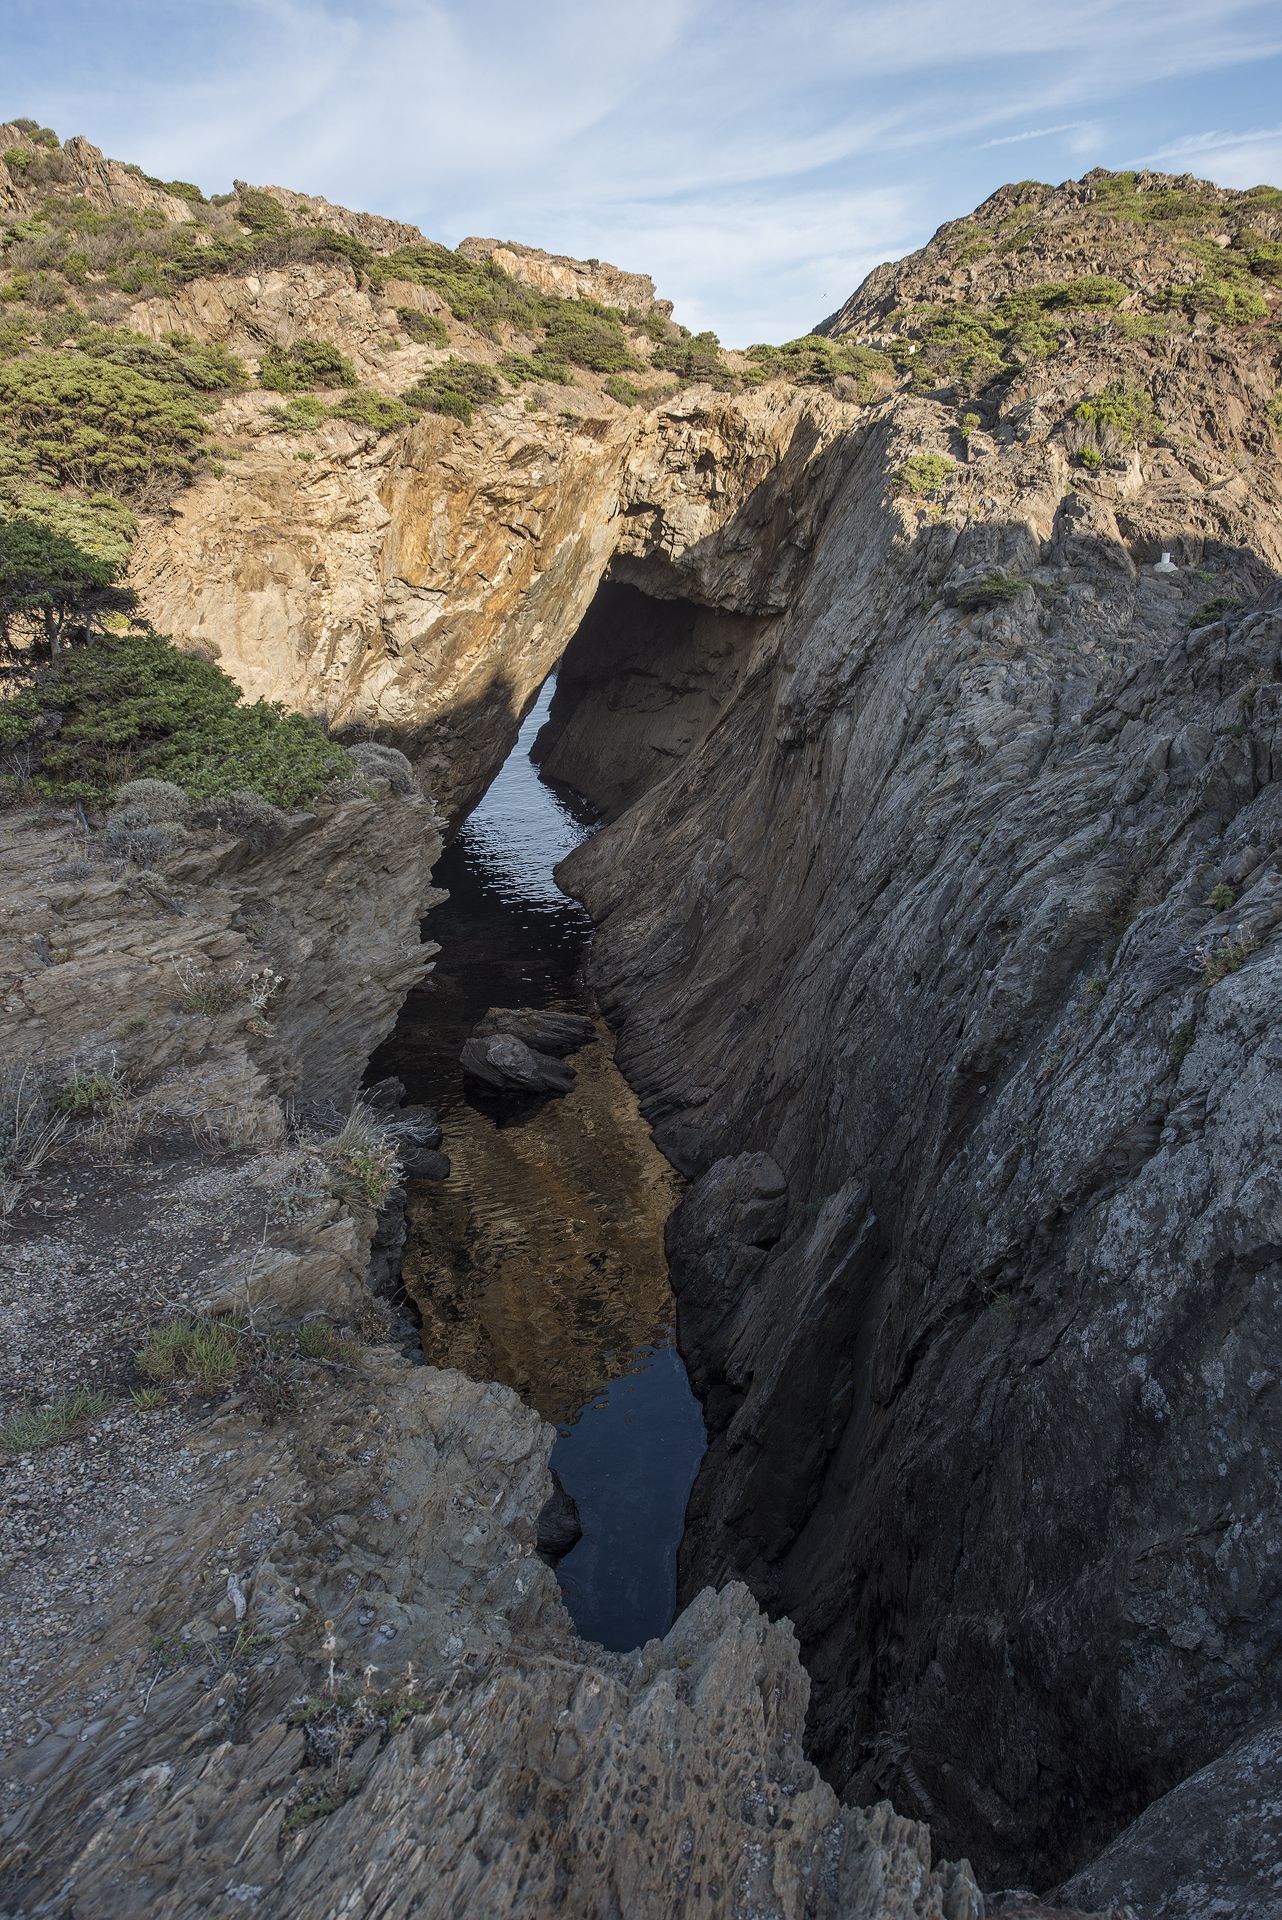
[13, 0, 1282, 339]
[980, 122, 1091, 149]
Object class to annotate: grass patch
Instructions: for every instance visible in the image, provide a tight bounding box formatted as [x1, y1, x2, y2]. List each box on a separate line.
[1, 1388, 110, 1453]
[297, 1322, 359, 1364]
[135, 1316, 242, 1387]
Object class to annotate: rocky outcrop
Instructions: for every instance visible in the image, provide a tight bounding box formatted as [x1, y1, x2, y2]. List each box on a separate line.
[562, 305, 1282, 1890]
[533, 581, 765, 819]
[473, 1006, 597, 1053]
[458, 234, 674, 317]
[0, 799, 982, 1919]
[1057, 1715, 1282, 1920]
[129, 381, 852, 821]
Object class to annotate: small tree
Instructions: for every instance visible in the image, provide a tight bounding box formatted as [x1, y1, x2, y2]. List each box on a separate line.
[0, 518, 134, 659]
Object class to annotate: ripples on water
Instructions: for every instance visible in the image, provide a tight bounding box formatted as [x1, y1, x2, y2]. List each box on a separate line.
[374, 680, 705, 1650]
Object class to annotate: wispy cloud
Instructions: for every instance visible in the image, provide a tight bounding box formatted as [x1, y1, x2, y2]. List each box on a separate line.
[980, 122, 1092, 149]
[7, 0, 1282, 339]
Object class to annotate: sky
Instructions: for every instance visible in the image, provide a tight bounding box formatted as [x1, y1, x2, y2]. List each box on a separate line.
[6, 0, 1282, 344]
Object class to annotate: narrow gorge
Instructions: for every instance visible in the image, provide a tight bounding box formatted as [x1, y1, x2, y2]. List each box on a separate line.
[2, 124, 1282, 1920]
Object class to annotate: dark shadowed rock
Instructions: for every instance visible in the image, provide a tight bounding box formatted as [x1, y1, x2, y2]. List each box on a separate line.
[460, 1033, 576, 1096]
[474, 1007, 597, 1056]
[535, 1472, 583, 1563]
[401, 1145, 450, 1180]
[1058, 1719, 1282, 1920]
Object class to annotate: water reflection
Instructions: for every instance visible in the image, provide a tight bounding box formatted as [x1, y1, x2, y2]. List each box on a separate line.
[374, 679, 705, 1649]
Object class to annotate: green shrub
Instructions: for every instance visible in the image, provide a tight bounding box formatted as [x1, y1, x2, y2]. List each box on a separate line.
[500, 351, 569, 385]
[0, 512, 135, 652]
[603, 374, 643, 406]
[329, 388, 414, 432]
[946, 570, 1031, 610]
[1188, 594, 1242, 629]
[1161, 277, 1268, 325]
[259, 338, 357, 392]
[1079, 444, 1104, 470]
[744, 333, 892, 398]
[1074, 381, 1160, 447]
[0, 351, 208, 496]
[651, 328, 733, 388]
[395, 306, 448, 347]
[233, 186, 292, 239]
[268, 393, 328, 431]
[537, 299, 636, 373]
[162, 179, 207, 205]
[894, 453, 955, 498]
[0, 629, 352, 803]
[80, 327, 247, 394]
[402, 356, 503, 425]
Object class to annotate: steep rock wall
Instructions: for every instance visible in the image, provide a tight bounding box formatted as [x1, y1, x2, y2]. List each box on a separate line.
[562, 335, 1282, 1889]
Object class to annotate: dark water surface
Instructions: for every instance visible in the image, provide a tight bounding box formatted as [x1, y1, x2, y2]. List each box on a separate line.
[374, 681, 705, 1650]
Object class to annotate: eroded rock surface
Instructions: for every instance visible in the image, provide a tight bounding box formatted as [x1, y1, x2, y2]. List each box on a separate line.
[560, 184, 1282, 1893]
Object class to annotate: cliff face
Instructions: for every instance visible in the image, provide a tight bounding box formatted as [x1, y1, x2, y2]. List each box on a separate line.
[558, 176, 1282, 1893]
[7, 122, 1282, 1911]
[128, 378, 849, 819]
[0, 791, 980, 1920]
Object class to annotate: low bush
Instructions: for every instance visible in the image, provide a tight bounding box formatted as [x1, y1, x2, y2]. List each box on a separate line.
[186, 787, 292, 843]
[946, 570, 1031, 611]
[267, 393, 328, 432]
[258, 338, 357, 393]
[0, 350, 209, 497]
[0, 629, 352, 803]
[1073, 381, 1160, 448]
[651, 328, 733, 388]
[500, 351, 569, 386]
[395, 306, 448, 347]
[328, 387, 414, 432]
[537, 299, 636, 373]
[603, 374, 643, 406]
[744, 333, 892, 399]
[402, 356, 503, 425]
[347, 739, 417, 795]
[108, 776, 188, 820]
[894, 453, 955, 498]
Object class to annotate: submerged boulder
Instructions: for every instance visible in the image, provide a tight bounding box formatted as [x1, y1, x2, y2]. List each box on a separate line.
[460, 1032, 577, 1096]
[474, 1007, 596, 1057]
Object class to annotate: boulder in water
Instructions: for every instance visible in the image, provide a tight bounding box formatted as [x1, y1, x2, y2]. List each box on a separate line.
[474, 1007, 596, 1057]
[460, 1032, 576, 1096]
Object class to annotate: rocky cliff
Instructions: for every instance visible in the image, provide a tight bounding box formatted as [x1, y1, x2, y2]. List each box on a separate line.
[557, 173, 1282, 1900]
[0, 787, 981, 1919]
[5, 122, 1282, 1914]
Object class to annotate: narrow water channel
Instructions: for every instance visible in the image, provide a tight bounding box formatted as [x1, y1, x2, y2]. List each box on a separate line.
[372, 680, 706, 1650]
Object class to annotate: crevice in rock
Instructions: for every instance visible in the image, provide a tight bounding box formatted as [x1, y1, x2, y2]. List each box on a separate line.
[530, 577, 765, 821]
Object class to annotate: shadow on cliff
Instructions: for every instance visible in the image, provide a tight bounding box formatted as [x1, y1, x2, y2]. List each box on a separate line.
[562, 492, 1282, 1900]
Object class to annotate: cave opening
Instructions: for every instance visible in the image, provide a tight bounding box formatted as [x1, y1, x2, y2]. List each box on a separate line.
[529, 575, 764, 823]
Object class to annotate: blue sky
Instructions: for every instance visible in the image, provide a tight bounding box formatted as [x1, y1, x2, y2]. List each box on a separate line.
[7, 0, 1282, 343]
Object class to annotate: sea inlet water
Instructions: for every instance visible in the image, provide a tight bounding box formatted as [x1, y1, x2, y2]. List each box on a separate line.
[374, 679, 706, 1650]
